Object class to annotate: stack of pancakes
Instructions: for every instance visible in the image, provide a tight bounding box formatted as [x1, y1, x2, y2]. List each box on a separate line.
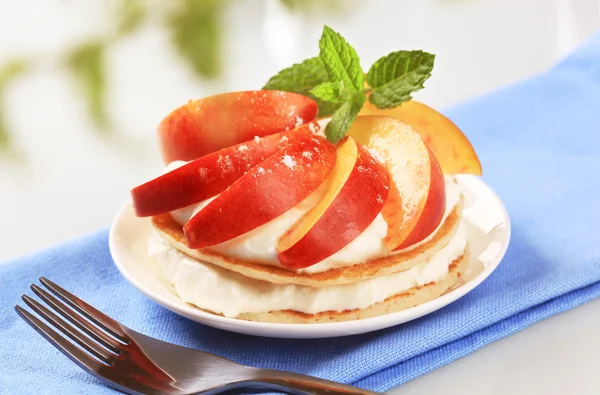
[150, 194, 467, 324]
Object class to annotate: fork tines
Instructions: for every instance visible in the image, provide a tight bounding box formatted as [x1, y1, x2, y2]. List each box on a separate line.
[15, 277, 129, 371]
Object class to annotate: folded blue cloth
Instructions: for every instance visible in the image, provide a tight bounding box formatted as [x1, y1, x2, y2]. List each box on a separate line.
[2, 33, 600, 394]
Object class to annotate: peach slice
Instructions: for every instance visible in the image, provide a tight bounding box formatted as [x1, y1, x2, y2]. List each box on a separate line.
[131, 123, 318, 217]
[159, 90, 318, 163]
[184, 136, 336, 249]
[277, 137, 390, 269]
[359, 99, 482, 175]
[347, 116, 445, 250]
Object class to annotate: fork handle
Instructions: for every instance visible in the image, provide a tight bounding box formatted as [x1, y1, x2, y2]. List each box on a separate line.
[246, 368, 383, 395]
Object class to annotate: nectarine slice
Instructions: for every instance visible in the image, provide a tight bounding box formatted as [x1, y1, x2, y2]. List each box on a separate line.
[159, 90, 319, 163]
[277, 136, 358, 254]
[359, 99, 482, 175]
[394, 145, 445, 250]
[184, 136, 336, 249]
[131, 123, 318, 217]
[278, 137, 390, 269]
[347, 116, 445, 250]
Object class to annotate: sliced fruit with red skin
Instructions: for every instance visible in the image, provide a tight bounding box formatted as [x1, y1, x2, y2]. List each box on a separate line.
[394, 145, 445, 250]
[277, 137, 390, 269]
[347, 116, 445, 250]
[131, 122, 319, 217]
[359, 99, 482, 175]
[159, 90, 319, 163]
[277, 137, 358, 254]
[183, 136, 336, 249]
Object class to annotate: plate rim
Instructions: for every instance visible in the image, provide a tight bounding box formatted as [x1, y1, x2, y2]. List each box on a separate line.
[109, 175, 511, 338]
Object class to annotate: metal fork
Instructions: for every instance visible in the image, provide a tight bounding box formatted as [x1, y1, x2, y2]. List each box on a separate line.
[15, 278, 381, 395]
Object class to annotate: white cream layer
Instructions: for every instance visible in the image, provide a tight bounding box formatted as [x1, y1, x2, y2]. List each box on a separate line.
[165, 160, 461, 274]
[149, 222, 467, 317]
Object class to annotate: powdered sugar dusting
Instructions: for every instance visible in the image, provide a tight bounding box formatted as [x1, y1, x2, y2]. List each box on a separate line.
[238, 145, 248, 152]
[254, 136, 261, 143]
[399, 180, 419, 216]
[376, 194, 384, 204]
[216, 155, 234, 173]
[295, 116, 303, 127]
[280, 135, 289, 143]
[366, 147, 385, 164]
[282, 155, 296, 169]
[308, 122, 317, 134]
[392, 157, 427, 219]
[302, 151, 313, 159]
[253, 167, 266, 177]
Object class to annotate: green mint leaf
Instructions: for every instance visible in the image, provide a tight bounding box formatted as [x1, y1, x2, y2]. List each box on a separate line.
[325, 92, 366, 143]
[367, 50, 434, 88]
[367, 50, 434, 108]
[262, 27, 436, 120]
[318, 26, 364, 91]
[262, 57, 341, 117]
[309, 81, 344, 103]
[317, 100, 342, 118]
[263, 57, 329, 93]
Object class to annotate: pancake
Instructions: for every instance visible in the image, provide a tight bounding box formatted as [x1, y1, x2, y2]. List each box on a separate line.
[236, 250, 468, 323]
[151, 196, 464, 288]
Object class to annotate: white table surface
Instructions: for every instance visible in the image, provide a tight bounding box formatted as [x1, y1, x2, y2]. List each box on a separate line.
[390, 297, 600, 395]
[1, 1, 599, 394]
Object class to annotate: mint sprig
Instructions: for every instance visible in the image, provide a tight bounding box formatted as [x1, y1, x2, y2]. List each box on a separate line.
[326, 92, 366, 143]
[262, 26, 435, 143]
[262, 57, 341, 117]
[309, 80, 358, 105]
[318, 26, 364, 92]
[315, 25, 365, 143]
[309, 81, 344, 103]
[367, 50, 434, 108]
[263, 57, 328, 95]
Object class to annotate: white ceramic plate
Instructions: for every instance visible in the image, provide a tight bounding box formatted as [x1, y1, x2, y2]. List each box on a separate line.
[109, 175, 510, 339]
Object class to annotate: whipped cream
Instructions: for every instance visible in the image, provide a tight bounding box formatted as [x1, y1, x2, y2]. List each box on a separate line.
[207, 185, 390, 274]
[167, 163, 461, 273]
[149, 222, 467, 317]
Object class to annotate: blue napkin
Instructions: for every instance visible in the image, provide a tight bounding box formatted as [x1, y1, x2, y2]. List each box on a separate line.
[2, 33, 600, 394]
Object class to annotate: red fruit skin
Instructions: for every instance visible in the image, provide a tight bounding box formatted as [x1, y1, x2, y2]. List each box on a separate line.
[278, 144, 390, 269]
[394, 146, 446, 250]
[183, 136, 336, 249]
[131, 123, 318, 217]
[158, 91, 318, 163]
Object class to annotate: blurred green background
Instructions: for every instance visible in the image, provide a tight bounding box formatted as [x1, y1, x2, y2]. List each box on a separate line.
[0, 0, 344, 154]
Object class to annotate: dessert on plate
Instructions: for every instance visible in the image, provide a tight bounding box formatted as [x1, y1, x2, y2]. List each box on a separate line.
[130, 26, 482, 324]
